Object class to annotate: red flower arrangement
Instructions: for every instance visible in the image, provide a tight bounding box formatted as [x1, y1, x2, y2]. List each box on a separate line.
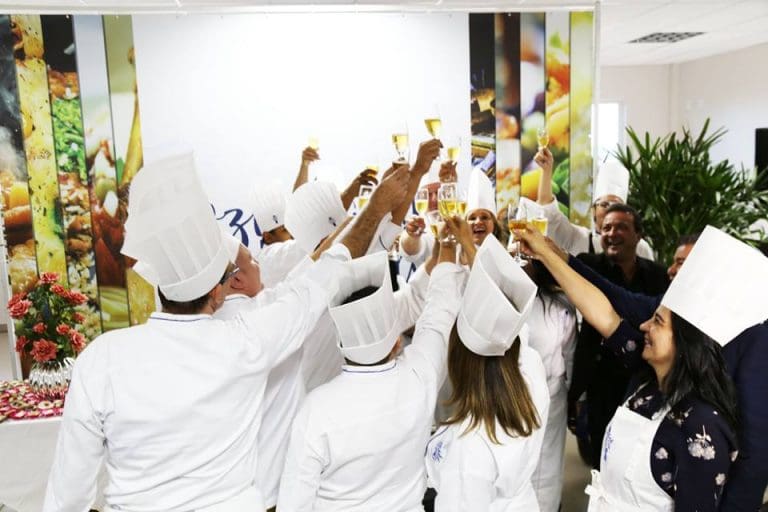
[9, 272, 90, 364]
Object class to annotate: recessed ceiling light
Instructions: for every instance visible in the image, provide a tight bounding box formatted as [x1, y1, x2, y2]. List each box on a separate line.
[630, 32, 704, 44]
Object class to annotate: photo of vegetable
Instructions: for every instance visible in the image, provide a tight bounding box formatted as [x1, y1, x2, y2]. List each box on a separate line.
[42, 15, 102, 340]
[75, 14, 130, 331]
[0, 15, 36, 299]
[468, 10, 595, 226]
[569, 11, 595, 227]
[103, 14, 155, 326]
[2, 14, 151, 352]
[469, 14, 496, 186]
[12, 15, 68, 281]
[494, 13, 521, 215]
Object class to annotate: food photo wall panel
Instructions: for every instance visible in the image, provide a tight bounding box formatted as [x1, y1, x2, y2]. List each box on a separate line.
[0, 14, 154, 377]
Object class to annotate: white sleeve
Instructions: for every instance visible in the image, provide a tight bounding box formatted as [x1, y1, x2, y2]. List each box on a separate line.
[539, 199, 591, 255]
[403, 263, 464, 389]
[333, 213, 401, 256]
[43, 350, 106, 512]
[399, 232, 433, 266]
[391, 264, 430, 334]
[277, 402, 328, 512]
[257, 240, 309, 289]
[235, 244, 351, 368]
[635, 238, 655, 261]
[366, 214, 402, 255]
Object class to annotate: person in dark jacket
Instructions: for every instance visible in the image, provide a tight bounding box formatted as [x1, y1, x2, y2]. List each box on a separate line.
[562, 236, 768, 511]
[568, 203, 670, 468]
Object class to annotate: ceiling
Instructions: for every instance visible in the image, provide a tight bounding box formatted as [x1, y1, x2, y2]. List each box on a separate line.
[3, 0, 768, 65]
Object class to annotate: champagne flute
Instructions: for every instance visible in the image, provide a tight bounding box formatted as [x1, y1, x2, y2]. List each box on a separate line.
[438, 183, 458, 219]
[507, 203, 529, 266]
[357, 184, 374, 210]
[446, 135, 461, 164]
[457, 190, 467, 217]
[530, 216, 549, 236]
[426, 210, 444, 241]
[424, 112, 442, 140]
[415, 188, 429, 216]
[413, 188, 430, 235]
[537, 127, 549, 150]
[392, 133, 410, 164]
[308, 136, 320, 151]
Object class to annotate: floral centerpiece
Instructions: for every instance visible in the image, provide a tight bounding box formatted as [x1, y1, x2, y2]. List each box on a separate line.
[8, 272, 90, 399]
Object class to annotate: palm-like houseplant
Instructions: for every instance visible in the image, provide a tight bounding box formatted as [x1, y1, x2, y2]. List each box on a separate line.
[615, 119, 768, 264]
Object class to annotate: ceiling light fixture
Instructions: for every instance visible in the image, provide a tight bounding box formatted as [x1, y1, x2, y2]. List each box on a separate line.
[630, 32, 704, 44]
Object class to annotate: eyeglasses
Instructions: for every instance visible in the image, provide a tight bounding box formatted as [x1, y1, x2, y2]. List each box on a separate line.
[219, 265, 240, 285]
[593, 200, 620, 209]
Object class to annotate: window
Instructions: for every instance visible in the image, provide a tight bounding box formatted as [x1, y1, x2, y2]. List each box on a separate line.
[595, 102, 626, 164]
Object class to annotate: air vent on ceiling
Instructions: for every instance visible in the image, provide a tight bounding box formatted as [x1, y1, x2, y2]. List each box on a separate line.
[629, 32, 704, 43]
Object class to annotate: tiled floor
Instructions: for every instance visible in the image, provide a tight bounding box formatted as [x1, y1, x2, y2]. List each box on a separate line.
[561, 432, 591, 511]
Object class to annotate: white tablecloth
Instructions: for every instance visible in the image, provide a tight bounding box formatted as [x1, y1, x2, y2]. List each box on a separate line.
[0, 417, 105, 512]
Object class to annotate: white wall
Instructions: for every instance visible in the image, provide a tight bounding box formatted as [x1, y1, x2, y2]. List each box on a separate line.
[674, 42, 768, 169]
[601, 42, 768, 169]
[600, 64, 672, 139]
[133, 13, 471, 216]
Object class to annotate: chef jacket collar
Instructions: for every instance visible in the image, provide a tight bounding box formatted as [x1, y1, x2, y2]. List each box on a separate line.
[341, 359, 397, 374]
[149, 312, 213, 323]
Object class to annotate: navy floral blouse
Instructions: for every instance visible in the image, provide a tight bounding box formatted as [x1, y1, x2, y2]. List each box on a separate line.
[604, 320, 738, 511]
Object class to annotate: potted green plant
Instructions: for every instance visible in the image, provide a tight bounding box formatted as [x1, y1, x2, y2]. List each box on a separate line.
[615, 119, 768, 264]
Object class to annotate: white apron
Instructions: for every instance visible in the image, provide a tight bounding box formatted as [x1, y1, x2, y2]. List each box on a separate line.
[585, 387, 674, 512]
[104, 486, 262, 512]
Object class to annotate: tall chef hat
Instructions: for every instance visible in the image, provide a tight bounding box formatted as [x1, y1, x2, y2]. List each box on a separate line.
[329, 252, 399, 365]
[251, 184, 286, 234]
[466, 167, 496, 216]
[661, 225, 768, 346]
[121, 153, 239, 301]
[593, 161, 630, 202]
[284, 181, 346, 254]
[457, 236, 538, 356]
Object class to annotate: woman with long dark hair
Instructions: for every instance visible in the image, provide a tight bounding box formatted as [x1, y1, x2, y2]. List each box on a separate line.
[425, 237, 550, 510]
[517, 227, 738, 511]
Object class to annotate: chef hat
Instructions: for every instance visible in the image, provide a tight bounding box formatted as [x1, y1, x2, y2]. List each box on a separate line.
[457, 236, 538, 356]
[284, 181, 347, 254]
[593, 161, 630, 202]
[661, 225, 768, 346]
[517, 197, 546, 218]
[251, 184, 286, 234]
[122, 153, 239, 301]
[328, 252, 399, 364]
[466, 167, 496, 216]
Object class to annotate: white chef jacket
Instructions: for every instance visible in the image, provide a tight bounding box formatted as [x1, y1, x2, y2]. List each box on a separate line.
[539, 199, 655, 260]
[277, 263, 465, 511]
[399, 232, 433, 267]
[214, 290, 306, 508]
[43, 245, 351, 512]
[300, 259, 432, 392]
[526, 295, 577, 512]
[425, 344, 550, 512]
[253, 239, 309, 290]
[526, 295, 577, 398]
